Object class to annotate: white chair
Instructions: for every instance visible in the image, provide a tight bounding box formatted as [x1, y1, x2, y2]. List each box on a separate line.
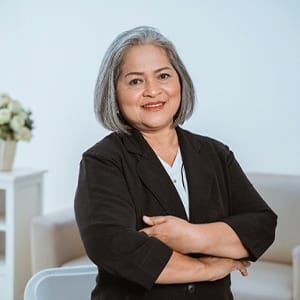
[23, 265, 97, 300]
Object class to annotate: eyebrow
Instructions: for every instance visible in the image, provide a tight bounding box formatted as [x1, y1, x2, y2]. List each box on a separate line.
[124, 66, 173, 77]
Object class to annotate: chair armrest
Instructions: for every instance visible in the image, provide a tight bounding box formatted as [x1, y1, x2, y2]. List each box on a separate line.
[24, 265, 97, 300]
[293, 244, 300, 300]
[31, 209, 86, 273]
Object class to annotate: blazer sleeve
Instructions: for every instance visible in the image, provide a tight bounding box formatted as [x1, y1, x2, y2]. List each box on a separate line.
[220, 148, 277, 261]
[74, 151, 172, 289]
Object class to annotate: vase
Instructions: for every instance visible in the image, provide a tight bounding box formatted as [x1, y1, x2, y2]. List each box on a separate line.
[0, 140, 17, 171]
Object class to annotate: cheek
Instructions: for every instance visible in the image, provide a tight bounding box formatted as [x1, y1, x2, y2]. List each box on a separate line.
[117, 90, 135, 110]
[169, 84, 181, 106]
[117, 86, 141, 105]
[117, 93, 142, 122]
[168, 79, 181, 98]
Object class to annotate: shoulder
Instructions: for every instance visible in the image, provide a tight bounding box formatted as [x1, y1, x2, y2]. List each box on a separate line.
[82, 132, 124, 160]
[179, 127, 236, 168]
[179, 127, 231, 156]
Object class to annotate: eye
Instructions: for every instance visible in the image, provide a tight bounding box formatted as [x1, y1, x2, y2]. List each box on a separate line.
[129, 78, 143, 85]
[159, 73, 170, 80]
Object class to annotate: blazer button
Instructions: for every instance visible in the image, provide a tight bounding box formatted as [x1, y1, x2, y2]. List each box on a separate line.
[187, 284, 196, 294]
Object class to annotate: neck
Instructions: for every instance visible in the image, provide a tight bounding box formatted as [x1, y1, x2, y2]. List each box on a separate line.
[141, 127, 178, 149]
[140, 127, 179, 166]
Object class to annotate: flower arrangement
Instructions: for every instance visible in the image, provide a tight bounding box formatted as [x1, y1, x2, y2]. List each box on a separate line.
[0, 94, 33, 141]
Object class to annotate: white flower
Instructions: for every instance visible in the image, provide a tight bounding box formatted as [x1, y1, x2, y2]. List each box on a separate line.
[14, 127, 32, 141]
[0, 108, 11, 125]
[0, 93, 34, 141]
[7, 100, 22, 113]
[18, 110, 28, 121]
[0, 94, 10, 107]
[10, 115, 25, 132]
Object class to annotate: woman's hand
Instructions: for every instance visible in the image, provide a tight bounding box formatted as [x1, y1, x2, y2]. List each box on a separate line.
[199, 256, 251, 281]
[155, 250, 251, 284]
[141, 215, 249, 259]
[141, 215, 197, 253]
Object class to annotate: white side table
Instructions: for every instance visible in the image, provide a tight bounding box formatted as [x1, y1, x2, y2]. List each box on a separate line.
[0, 169, 46, 300]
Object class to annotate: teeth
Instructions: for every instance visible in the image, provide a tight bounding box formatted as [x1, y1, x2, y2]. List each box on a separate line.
[143, 102, 164, 108]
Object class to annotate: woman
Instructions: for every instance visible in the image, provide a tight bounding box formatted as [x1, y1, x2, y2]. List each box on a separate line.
[75, 26, 277, 299]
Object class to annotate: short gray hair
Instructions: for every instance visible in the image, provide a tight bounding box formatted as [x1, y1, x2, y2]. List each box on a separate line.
[94, 26, 195, 134]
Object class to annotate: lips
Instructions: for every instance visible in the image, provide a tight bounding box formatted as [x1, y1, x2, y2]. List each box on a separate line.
[142, 101, 165, 110]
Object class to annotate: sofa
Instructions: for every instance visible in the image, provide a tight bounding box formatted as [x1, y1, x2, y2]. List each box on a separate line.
[231, 173, 300, 300]
[30, 172, 300, 300]
[30, 209, 92, 273]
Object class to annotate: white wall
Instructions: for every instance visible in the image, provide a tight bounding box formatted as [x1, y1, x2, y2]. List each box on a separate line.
[0, 0, 299, 213]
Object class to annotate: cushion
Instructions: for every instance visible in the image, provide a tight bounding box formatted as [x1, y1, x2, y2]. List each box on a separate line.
[247, 173, 300, 264]
[231, 260, 292, 300]
[62, 255, 94, 267]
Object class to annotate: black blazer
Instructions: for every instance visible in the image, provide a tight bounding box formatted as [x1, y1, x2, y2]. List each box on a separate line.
[75, 127, 277, 300]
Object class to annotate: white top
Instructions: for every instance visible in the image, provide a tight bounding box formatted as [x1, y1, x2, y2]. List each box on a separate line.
[158, 148, 190, 219]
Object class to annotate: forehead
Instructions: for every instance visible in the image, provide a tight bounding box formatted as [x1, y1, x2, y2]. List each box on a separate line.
[120, 44, 172, 72]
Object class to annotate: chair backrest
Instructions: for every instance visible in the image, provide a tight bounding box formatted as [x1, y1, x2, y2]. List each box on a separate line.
[247, 172, 300, 264]
[24, 265, 97, 300]
[31, 209, 86, 272]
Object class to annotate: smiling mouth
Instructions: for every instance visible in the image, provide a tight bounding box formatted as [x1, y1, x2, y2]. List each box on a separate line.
[142, 101, 165, 110]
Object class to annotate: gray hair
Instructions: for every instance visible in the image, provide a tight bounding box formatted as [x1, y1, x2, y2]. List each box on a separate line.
[94, 26, 195, 134]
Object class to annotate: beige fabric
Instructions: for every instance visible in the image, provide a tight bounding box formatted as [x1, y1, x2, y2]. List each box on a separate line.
[31, 209, 88, 273]
[231, 173, 300, 300]
[62, 255, 93, 267]
[293, 245, 300, 300]
[247, 173, 300, 264]
[231, 261, 292, 300]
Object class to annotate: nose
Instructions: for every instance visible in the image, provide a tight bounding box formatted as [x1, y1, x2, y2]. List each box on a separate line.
[143, 80, 161, 98]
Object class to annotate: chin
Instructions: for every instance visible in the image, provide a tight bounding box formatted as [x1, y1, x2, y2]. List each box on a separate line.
[142, 121, 174, 131]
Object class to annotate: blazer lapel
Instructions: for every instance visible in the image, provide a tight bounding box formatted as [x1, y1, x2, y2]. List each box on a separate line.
[123, 129, 188, 220]
[177, 128, 214, 223]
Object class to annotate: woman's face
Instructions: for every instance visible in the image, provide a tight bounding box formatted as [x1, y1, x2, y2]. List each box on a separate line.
[116, 44, 181, 133]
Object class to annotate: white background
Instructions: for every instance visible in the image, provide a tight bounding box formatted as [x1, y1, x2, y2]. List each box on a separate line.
[0, 0, 299, 213]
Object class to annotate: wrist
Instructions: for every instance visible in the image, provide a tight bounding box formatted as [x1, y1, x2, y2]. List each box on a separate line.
[188, 224, 206, 253]
[197, 257, 218, 281]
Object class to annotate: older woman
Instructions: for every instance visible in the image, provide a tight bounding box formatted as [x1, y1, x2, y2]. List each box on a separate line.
[75, 26, 277, 300]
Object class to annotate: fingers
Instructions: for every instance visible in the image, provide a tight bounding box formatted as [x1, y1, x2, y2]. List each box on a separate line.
[237, 260, 251, 277]
[140, 216, 168, 237]
[239, 266, 248, 276]
[241, 260, 251, 268]
[142, 215, 167, 226]
[140, 227, 150, 235]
